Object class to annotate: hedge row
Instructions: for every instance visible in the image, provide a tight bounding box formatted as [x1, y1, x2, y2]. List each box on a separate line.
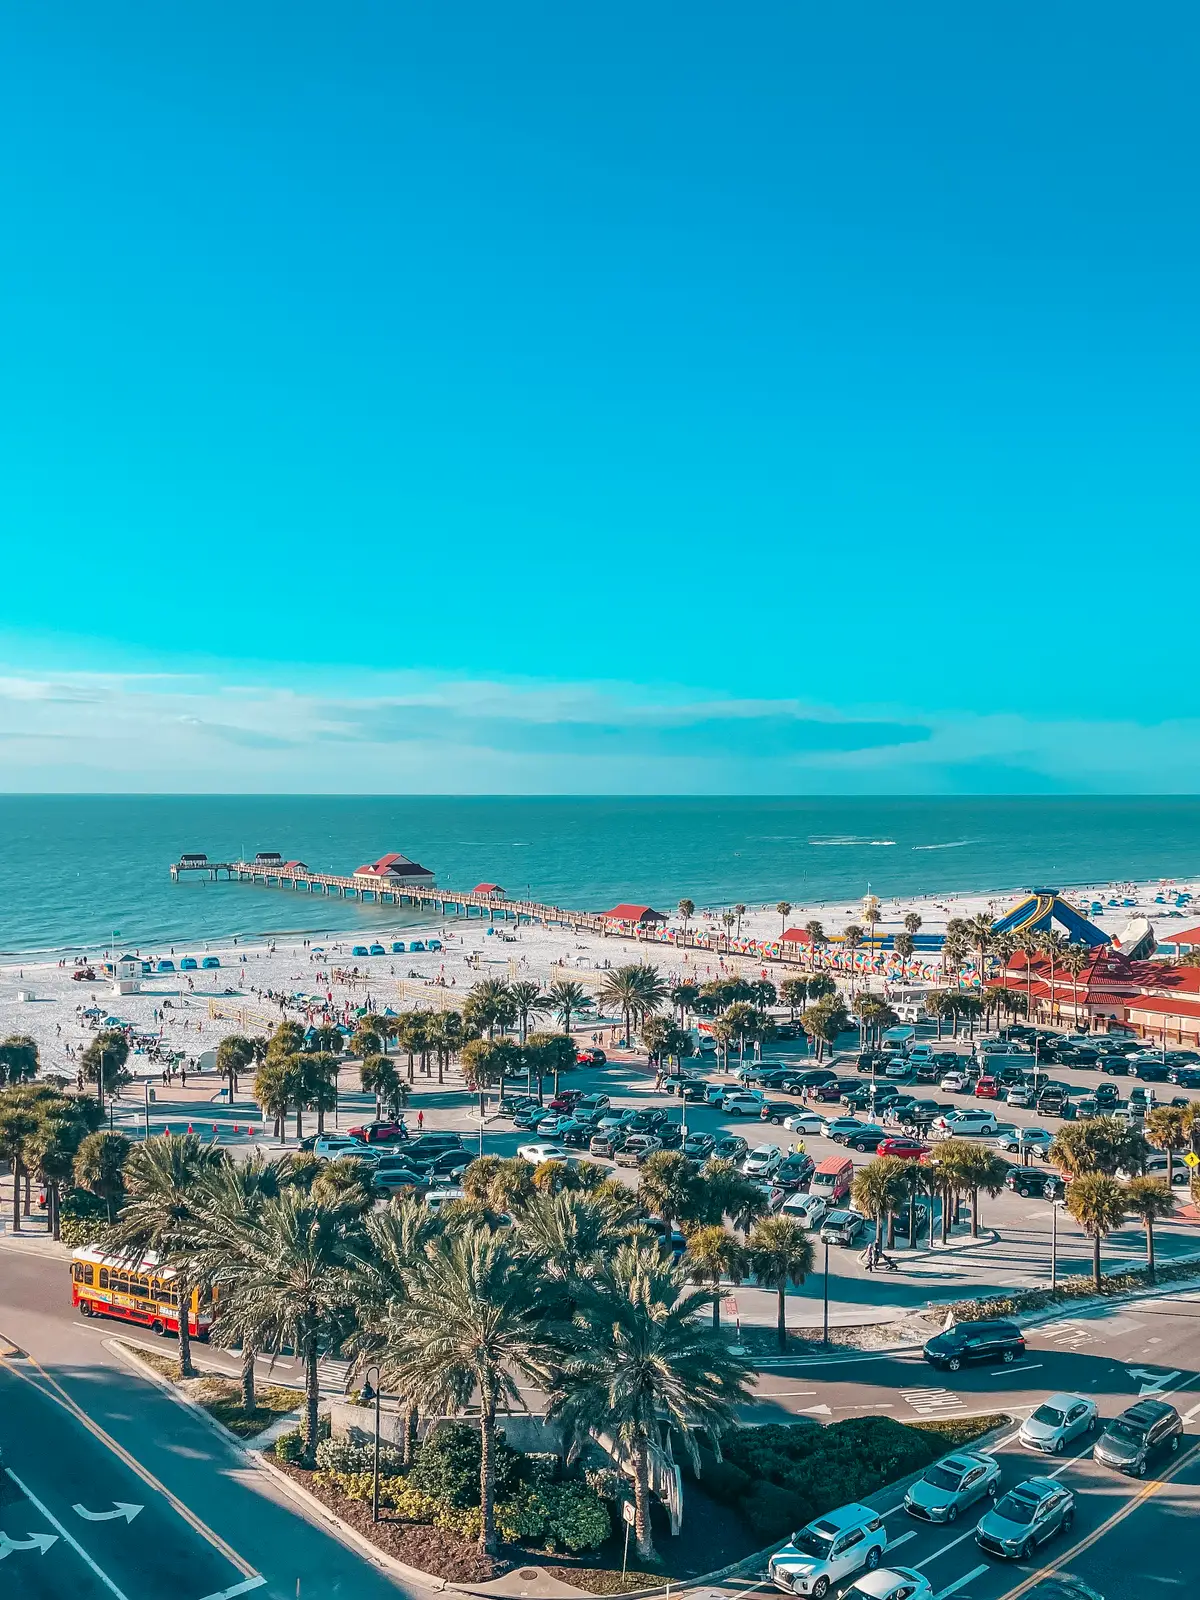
[693, 1415, 1001, 1541]
[933, 1258, 1200, 1324]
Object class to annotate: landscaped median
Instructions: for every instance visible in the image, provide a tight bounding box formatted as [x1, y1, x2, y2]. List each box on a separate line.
[929, 1254, 1200, 1325]
[262, 1412, 1008, 1595]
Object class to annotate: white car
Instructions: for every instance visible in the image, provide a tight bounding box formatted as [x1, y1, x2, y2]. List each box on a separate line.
[783, 1110, 825, 1135]
[884, 1059, 912, 1079]
[742, 1144, 783, 1178]
[844, 1571, 934, 1600]
[940, 1072, 969, 1092]
[312, 1136, 377, 1162]
[722, 1090, 766, 1116]
[781, 1192, 828, 1228]
[996, 1127, 1054, 1155]
[769, 1502, 888, 1596]
[933, 1108, 999, 1136]
[424, 1185, 465, 1213]
[1019, 1393, 1099, 1455]
[821, 1115, 868, 1140]
[516, 1142, 572, 1164]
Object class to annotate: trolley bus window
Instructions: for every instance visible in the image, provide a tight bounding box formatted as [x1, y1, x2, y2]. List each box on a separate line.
[98, 1268, 110, 1290]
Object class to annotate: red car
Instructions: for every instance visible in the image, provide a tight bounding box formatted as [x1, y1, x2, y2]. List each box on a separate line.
[548, 1090, 583, 1112]
[576, 1048, 607, 1065]
[974, 1076, 1000, 1099]
[346, 1119, 408, 1144]
[876, 1136, 928, 1161]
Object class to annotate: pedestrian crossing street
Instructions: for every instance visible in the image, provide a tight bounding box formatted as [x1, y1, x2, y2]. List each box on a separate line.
[899, 1384, 965, 1416]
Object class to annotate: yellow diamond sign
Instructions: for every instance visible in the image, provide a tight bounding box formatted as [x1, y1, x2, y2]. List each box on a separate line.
[1185, 1152, 1200, 1169]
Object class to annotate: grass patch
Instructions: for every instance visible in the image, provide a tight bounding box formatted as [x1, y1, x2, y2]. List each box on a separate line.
[910, 1414, 1009, 1449]
[114, 1339, 300, 1438]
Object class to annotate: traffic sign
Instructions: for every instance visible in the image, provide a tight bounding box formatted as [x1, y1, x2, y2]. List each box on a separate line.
[1185, 1152, 1199, 1169]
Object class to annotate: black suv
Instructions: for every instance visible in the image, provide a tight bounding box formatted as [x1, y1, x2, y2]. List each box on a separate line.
[1094, 1400, 1183, 1476]
[923, 1318, 1025, 1372]
[775, 1153, 815, 1191]
[1006, 1165, 1053, 1197]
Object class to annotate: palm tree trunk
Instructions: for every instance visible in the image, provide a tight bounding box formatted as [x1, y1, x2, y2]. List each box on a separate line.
[11, 1158, 23, 1232]
[303, 1330, 321, 1465]
[776, 1283, 787, 1352]
[50, 1182, 61, 1240]
[711, 1285, 721, 1329]
[633, 1440, 656, 1561]
[907, 1190, 917, 1246]
[295, 1102, 304, 1140]
[479, 1395, 497, 1553]
[970, 1187, 980, 1238]
[941, 1190, 950, 1244]
[177, 1279, 196, 1378]
[1091, 1231, 1102, 1291]
[1146, 1219, 1156, 1277]
[241, 1344, 257, 1414]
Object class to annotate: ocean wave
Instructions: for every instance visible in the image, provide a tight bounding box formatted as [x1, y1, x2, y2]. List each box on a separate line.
[912, 841, 976, 851]
[809, 836, 875, 846]
[870, 840, 897, 846]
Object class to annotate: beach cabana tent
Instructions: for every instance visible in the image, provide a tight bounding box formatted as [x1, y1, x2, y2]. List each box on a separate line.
[602, 904, 668, 925]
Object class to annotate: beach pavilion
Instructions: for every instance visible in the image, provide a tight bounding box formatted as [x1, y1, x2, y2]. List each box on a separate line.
[602, 903, 668, 926]
[352, 851, 436, 888]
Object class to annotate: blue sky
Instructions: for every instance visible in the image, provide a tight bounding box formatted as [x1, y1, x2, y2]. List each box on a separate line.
[2, 3, 1198, 793]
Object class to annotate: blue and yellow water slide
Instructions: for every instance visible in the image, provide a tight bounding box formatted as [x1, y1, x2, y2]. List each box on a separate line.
[990, 889, 1111, 947]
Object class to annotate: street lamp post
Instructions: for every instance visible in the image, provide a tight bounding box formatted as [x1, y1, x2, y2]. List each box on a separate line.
[361, 1366, 383, 1522]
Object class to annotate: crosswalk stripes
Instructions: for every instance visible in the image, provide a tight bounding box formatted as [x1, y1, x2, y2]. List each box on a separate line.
[317, 1356, 353, 1392]
[899, 1385, 964, 1415]
[1036, 1318, 1096, 1347]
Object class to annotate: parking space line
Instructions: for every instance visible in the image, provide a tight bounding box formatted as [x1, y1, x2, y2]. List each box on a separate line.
[4, 1468, 131, 1600]
[914, 1526, 978, 1569]
[934, 1563, 988, 1599]
[991, 1364, 1043, 1375]
[888, 1531, 916, 1552]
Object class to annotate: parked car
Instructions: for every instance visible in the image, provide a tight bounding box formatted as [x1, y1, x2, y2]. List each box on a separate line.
[783, 1110, 826, 1135]
[884, 1058, 913, 1079]
[775, 1153, 816, 1190]
[1019, 1394, 1098, 1455]
[516, 1141, 572, 1165]
[742, 1144, 784, 1179]
[312, 1135, 378, 1161]
[722, 1090, 767, 1116]
[1126, 1058, 1170, 1082]
[1093, 1400, 1183, 1476]
[974, 1076, 1001, 1099]
[940, 1071, 969, 1092]
[615, 1134, 663, 1167]
[923, 1318, 1025, 1372]
[682, 1132, 716, 1160]
[418, 1150, 473, 1181]
[820, 1209, 867, 1246]
[573, 1093, 611, 1115]
[842, 1571, 934, 1600]
[876, 1136, 928, 1161]
[767, 1502, 888, 1597]
[371, 1165, 425, 1193]
[576, 1047, 606, 1065]
[975, 1478, 1075, 1559]
[933, 1108, 1000, 1137]
[781, 1191, 828, 1227]
[557, 1117, 598, 1148]
[995, 1127, 1054, 1157]
[533, 1113, 575, 1138]
[755, 1097, 794, 1124]
[346, 1119, 408, 1144]
[904, 1450, 1001, 1522]
[589, 1131, 624, 1159]
[713, 1134, 749, 1163]
[513, 1105, 555, 1131]
[548, 1090, 583, 1112]
[823, 1115, 871, 1141]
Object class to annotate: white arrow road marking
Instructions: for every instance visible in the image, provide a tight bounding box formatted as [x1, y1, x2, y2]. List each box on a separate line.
[1126, 1367, 1181, 1395]
[197, 1576, 267, 1600]
[0, 1531, 59, 1558]
[73, 1503, 144, 1524]
[4, 1469, 131, 1600]
[934, 1563, 988, 1598]
[798, 1404, 832, 1416]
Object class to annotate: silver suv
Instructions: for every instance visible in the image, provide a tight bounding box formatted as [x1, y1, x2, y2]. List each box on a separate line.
[769, 1503, 887, 1597]
[975, 1477, 1075, 1560]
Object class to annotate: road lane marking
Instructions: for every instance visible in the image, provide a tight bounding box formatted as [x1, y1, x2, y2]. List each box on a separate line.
[74, 1502, 144, 1523]
[991, 1363, 1042, 1375]
[900, 1386, 964, 1415]
[888, 1531, 916, 1552]
[914, 1526, 979, 1568]
[0, 1530, 59, 1558]
[934, 1563, 988, 1599]
[993, 1437, 1200, 1600]
[0, 1350, 256, 1578]
[197, 1577, 267, 1600]
[4, 1468, 132, 1600]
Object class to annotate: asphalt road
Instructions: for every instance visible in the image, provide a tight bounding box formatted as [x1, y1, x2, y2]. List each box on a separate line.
[0, 1259, 435, 1600]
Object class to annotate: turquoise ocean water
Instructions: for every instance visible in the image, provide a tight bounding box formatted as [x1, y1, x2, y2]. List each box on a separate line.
[1, 795, 1198, 956]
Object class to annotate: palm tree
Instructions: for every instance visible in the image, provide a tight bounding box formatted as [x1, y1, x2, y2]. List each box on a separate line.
[638, 1152, 704, 1228]
[1051, 1116, 1149, 1179]
[192, 1155, 284, 1413]
[374, 1226, 551, 1551]
[893, 932, 915, 970]
[1059, 943, 1091, 1027]
[685, 1224, 746, 1328]
[395, 1011, 430, 1081]
[746, 1217, 815, 1352]
[841, 925, 864, 992]
[216, 1035, 255, 1100]
[951, 1145, 1011, 1237]
[428, 1009, 465, 1085]
[670, 983, 700, 1029]
[1014, 929, 1042, 1023]
[720, 910, 736, 949]
[776, 901, 792, 937]
[72, 1129, 131, 1222]
[1064, 1173, 1129, 1291]
[516, 1191, 616, 1284]
[966, 912, 995, 986]
[804, 920, 826, 969]
[0, 1099, 38, 1234]
[508, 981, 545, 1044]
[1037, 931, 1068, 1025]
[106, 1133, 225, 1376]
[733, 904, 747, 941]
[0, 1035, 39, 1087]
[851, 1157, 910, 1250]
[904, 912, 922, 937]
[211, 1188, 364, 1460]
[862, 904, 882, 955]
[1122, 1177, 1175, 1277]
[545, 979, 592, 1038]
[677, 899, 695, 946]
[1145, 1105, 1191, 1189]
[25, 1113, 84, 1240]
[549, 1245, 751, 1560]
[600, 964, 667, 1046]
[360, 1053, 400, 1118]
[253, 1057, 293, 1143]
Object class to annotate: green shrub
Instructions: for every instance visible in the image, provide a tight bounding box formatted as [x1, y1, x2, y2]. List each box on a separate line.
[274, 1427, 306, 1463]
[911, 1414, 1007, 1448]
[496, 1481, 611, 1553]
[408, 1420, 523, 1508]
[315, 1436, 404, 1475]
[694, 1443, 752, 1505]
[740, 1482, 812, 1541]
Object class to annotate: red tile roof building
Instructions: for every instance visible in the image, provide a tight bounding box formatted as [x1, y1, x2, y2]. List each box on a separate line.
[602, 904, 668, 925]
[994, 946, 1200, 1043]
[352, 852, 436, 885]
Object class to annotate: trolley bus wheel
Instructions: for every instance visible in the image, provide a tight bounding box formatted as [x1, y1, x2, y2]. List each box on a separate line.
[78, 1302, 93, 1318]
[151, 1320, 166, 1337]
